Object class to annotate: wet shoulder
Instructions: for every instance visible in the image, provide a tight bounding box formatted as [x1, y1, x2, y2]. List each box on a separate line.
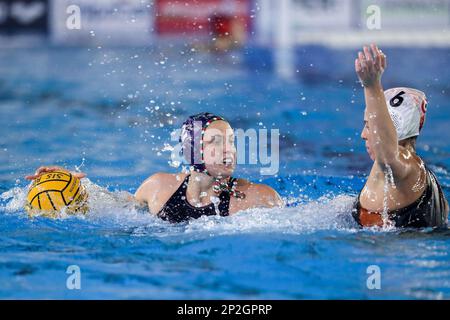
[144, 172, 188, 190]
[136, 172, 187, 202]
[233, 178, 282, 207]
[234, 178, 270, 192]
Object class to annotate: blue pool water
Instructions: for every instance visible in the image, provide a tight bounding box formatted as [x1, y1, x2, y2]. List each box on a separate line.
[0, 45, 449, 299]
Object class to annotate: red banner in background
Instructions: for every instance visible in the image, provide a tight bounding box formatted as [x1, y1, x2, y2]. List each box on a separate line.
[155, 0, 251, 35]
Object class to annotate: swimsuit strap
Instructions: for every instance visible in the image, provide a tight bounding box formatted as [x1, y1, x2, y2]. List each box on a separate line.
[213, 176, 245, 199]
[158, 174, 231, 222]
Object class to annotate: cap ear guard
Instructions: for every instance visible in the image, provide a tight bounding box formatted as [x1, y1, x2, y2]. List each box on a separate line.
[390, 111, 402, 134]
[419, 99, 427, 131]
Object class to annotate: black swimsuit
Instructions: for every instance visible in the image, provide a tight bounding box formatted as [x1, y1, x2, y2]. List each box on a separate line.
[158, 175, 234, 223]
[352, 166, 448, 228]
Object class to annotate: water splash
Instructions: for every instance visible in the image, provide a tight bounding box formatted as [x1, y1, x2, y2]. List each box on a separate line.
[210, 195, 221, 215]
[0, 185, 28, 213]
[0, 179, 361, 236]
[382, 164, 396, 230]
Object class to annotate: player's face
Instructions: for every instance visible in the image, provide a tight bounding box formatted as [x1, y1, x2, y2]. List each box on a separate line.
[202, 120, 236, 178]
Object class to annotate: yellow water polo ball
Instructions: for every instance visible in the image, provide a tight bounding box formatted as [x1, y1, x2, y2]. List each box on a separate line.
[25, 170, 88, 217]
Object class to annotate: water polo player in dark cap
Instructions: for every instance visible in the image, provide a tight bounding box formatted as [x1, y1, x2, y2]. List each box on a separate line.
[134, 112, 283, 222]
[27, 113, 282, 222]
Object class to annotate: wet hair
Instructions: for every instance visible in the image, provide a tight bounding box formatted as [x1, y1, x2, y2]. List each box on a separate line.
[399, 136, 417, 149]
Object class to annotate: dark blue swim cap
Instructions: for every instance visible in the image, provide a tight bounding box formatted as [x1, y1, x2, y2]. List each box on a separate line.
[180, 112, 225, 174]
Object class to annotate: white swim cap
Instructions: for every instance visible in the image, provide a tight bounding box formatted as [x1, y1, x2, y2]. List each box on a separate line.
[384, 87, 427, 141]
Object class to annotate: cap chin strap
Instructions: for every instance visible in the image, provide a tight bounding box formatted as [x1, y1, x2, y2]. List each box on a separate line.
[189, 166, 245, 199]
[212, 176, 246, 199]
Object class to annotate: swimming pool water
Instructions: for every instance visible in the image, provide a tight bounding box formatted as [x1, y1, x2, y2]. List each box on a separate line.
[0, 45, 449, 299]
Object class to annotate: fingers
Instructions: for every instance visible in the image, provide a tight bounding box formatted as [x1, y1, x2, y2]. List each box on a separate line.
[371, 43, 387, 70]
[355, 44, 386, 87]
[370, 43, 378, 56]
[355, 58, 361, 73]
[24, 166, 73, 180]
[357, 44, 387, 73]
[25, 171, 87, 180]
[363, 45, 373, 62]
[73, 172, 87, 179]
[370, 44, 381, 70]
[25, 173, 47, 180]
[371, 44, 383, 70]
[35, 166, 61, 174]
[380, 48, 387, 69]
[25, 166, 53, 180]
[358, 51, 367, 70]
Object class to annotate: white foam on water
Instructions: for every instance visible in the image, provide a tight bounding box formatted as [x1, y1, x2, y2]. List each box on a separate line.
[0, 185, 28, 213]
[0, 179, 362, 235]
[183, 194, 359, 236]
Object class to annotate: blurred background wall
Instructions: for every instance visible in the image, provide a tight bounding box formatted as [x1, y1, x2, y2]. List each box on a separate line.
[0, 0, 449, 183]
[0, 0, 448, 47]
[1, 0, 449, 78]
[1, 0, 449, 91]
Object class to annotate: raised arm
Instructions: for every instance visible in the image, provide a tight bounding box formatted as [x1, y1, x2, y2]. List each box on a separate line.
[355, 44, 411, 179]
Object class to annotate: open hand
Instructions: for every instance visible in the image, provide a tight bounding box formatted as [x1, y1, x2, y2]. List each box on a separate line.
[25, 166, 86, 180]
[355, 44, 386, 88]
